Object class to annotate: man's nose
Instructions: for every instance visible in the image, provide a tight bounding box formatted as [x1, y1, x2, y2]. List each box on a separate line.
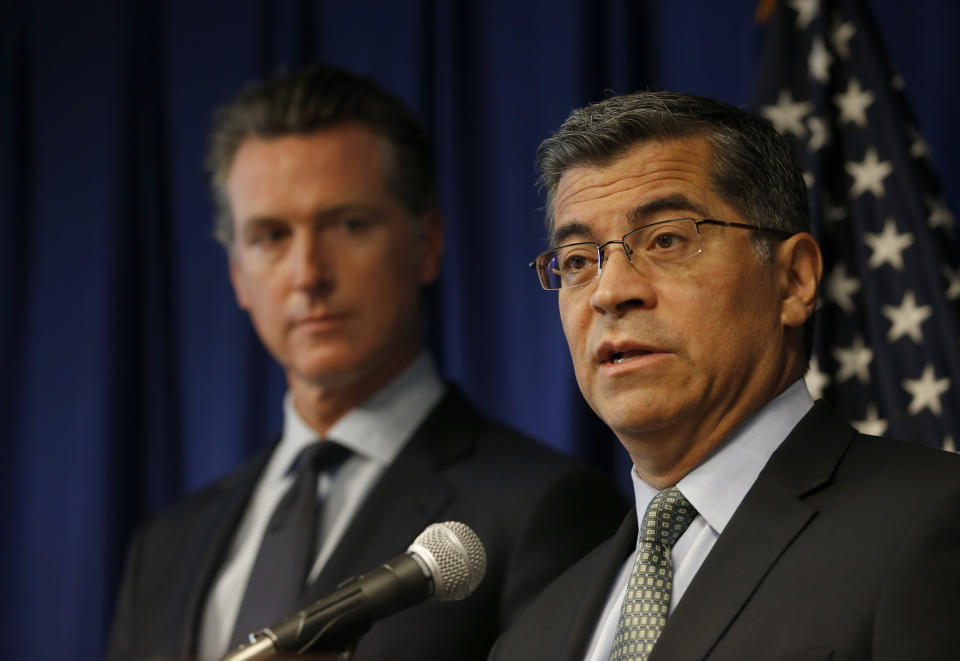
[590, 244, 656, 315]
[597, 239, 632, 270]
[290, 233, 334, 292]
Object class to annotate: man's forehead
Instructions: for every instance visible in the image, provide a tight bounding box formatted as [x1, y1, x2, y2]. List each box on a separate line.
[550, 193, 711, 246]
[549, 137, 714, 233]
[229, 124, 389, 184]
[226, 126, 397, 206]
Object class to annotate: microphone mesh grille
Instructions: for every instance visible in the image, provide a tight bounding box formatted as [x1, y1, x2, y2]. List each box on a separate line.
[409, 521, 487, 601]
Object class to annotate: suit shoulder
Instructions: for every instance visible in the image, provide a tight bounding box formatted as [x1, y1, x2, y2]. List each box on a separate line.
[423, 386, 628, 528]
[132, 445, 270, 539]
[844, 432, 960, 484]
[454, 399, 618, 490]
[427, 385, 612, 475]
[786, 402, 960, 496]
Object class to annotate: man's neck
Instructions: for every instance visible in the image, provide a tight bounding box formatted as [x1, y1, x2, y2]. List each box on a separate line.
[622, 367, 802, 489]
[288, 346, 423, 437]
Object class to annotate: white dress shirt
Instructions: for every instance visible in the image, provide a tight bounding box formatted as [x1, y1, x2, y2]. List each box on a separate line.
[197, 352, 445, 659]
[583, 379, 814, 661]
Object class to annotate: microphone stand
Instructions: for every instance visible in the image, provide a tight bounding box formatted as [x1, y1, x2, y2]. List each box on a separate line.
[221, 576, 379, 661]
[222, 623, 367, 661]
[221, 521, 486, 661]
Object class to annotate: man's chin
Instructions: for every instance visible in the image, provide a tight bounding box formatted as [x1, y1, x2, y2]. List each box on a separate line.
[592, 394, 683, 438]
[287, 358, 366, 390]
[284, 341, 420, 396]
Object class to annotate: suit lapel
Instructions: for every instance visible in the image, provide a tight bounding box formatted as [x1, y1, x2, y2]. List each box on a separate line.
[176, 446, 274, 656]
[651, 402, 857, 660]
[301, 389, 472, 602]
[556, 510, 639, 661]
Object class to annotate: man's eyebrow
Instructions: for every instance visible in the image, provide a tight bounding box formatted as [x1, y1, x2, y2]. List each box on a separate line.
[551, 195, 713, 246]
[239, 216, 285, 233]
[239, 203, 378, 228]
[314, 202, 378, 218]
[627, 194, 711, 226]
[550, 221, 594, 247]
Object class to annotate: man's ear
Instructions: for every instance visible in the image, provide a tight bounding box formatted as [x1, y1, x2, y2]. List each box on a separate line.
[417, 208, 444, 285]
[777, 232, 823, 328]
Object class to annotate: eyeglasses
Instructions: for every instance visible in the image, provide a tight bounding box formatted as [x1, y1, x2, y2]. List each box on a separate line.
[529, 218, 793, 290]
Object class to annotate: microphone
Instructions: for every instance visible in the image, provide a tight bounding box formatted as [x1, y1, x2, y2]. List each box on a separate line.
[221, 521, 486, 661]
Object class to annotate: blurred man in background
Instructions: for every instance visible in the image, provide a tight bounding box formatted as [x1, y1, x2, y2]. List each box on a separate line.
[106, 63, 626, 661]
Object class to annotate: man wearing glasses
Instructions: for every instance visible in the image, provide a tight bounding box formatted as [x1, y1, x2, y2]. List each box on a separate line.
[105, 63, 626, 661]
[492, 90, 960, 659]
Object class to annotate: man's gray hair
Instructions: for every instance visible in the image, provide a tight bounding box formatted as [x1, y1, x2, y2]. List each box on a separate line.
[206, 63, 436, 247]
[536, 90, 811, 263]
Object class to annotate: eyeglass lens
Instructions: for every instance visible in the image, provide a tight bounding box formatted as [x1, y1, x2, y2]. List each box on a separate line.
[536, 218, 702, 289]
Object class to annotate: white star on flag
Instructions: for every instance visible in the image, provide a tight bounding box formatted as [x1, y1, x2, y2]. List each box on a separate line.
[809, 36, 832, 83]
[824, 263, 860, 313]
[804, 355, 830, 400]
[789, 0, 820, 29]
[942, 265, 960, 300]
[826, 205, 847, 223]
[846, 147, 892, 198]
[944, 436, 957, 453]
[831, 20, 856, 58]
[853, 405, 888, 436]
[925, 194, 955, 231]
[807, 115, 829, 151]
[834, 78, 875, 127]
[882, 290, 932, 343]
[907, 124, 929, 159]
[833, 336, 873, 384]
[760, 90, 813, 137]
[903, 364, 951, 416]
[821, 192, 846, 223]
[864, 218, 914, 270]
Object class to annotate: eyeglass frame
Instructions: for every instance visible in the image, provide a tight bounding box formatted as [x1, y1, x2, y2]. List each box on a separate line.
[528, 218, 795, 290]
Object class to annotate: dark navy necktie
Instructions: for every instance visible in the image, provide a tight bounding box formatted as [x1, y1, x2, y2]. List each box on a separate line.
[229, 440, 352, 648]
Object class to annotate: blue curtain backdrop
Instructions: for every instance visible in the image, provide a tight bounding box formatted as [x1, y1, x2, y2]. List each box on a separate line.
[2, 2, 957, 660]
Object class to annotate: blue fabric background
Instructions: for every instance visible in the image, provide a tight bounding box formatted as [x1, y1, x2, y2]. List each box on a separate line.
[2, 2, 957, 659]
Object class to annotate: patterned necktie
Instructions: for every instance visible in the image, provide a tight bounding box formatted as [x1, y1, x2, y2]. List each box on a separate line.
[229, 440, 352, 648]
[608, 486, 697, 661]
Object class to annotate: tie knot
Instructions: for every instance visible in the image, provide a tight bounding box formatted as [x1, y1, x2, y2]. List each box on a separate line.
[289, 440, 352, 476]
[640, 486, 697, 549]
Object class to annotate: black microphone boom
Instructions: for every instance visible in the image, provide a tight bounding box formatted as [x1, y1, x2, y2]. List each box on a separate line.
[223, 553, 429, 660]
[221, 521, 486, 661]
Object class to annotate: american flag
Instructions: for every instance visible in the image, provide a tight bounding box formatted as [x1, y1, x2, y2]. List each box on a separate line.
[752, 0, 960, 451]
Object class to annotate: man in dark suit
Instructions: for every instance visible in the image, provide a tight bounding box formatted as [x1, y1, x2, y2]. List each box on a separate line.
[105, 63, 626, 661]
[492, 90, 960, 660]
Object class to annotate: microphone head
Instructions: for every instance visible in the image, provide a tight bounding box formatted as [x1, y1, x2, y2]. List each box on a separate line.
[407, 521, 486, 601]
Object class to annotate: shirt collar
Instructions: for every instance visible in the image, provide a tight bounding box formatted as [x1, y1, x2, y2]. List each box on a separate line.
[278, 352, 445, 472]
[631, 378, 814, 535]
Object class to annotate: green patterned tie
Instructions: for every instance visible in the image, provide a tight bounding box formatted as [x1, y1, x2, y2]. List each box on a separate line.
[608, 486, 697, 661]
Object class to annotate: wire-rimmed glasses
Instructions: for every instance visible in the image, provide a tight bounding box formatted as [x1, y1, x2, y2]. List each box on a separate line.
[529, 218, 793, 290]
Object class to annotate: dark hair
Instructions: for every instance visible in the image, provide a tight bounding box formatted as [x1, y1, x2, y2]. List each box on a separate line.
[537, 90, 814, 360]
[537, 90, 811, 262]
[206, 62, 436, 246]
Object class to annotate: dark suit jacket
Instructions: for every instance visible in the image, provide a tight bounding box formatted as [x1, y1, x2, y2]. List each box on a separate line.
[491, 401, 960, 661]
[106, 387, 627, 661]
